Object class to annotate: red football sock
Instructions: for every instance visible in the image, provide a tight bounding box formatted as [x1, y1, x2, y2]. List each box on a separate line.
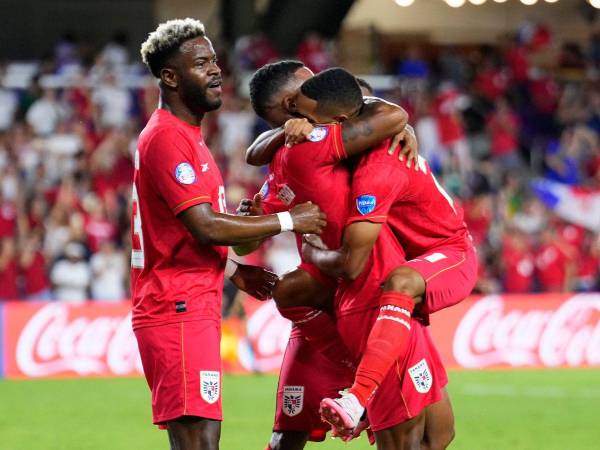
[349, 292, 414, 406]
[278, 306, 355, 370]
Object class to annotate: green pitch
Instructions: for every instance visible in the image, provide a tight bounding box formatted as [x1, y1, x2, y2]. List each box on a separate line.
[1, 369, 599, 450]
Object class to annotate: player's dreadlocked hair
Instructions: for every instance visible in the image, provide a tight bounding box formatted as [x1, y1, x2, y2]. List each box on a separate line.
[300, 68, 363, 115]
[249, 60, 305, 119]
[140, 18, 205, 78]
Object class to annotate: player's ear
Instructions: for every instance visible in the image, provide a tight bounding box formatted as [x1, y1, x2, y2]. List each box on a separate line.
[160, 67, 178, 89]
[283, 95, 297, 114]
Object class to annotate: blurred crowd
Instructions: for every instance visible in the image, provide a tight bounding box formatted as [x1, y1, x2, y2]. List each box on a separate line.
[0, 23, 599, 304]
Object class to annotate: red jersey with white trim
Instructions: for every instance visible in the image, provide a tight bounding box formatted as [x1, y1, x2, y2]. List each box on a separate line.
[348, 142, 470, 260]
[131, 109, 228, 330]
[265, 124, 350, 251]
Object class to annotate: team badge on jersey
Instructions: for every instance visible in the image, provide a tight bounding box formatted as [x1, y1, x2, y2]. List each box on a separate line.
[175, 162, 196, 185]
[277, 184, 296, 205]
[307, 127, 328, 142]
[356, 195, 376, 215]
[282, 386, 304, 416]
[408, 359, 432, 394]
[200, 371, 220, 404]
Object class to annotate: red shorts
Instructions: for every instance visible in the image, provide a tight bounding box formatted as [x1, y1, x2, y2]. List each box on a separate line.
[135, 319, 222, 425]
[273, 335, 353, 441]
[405, 244, 478, 316]
[337, 308, 447, 432]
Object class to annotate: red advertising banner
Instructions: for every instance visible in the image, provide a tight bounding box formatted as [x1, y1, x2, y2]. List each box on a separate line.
[429, 294, 600, 369]
[1, 294, 599, 379]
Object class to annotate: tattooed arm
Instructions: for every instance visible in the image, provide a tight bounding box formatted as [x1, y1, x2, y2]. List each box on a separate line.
[341, 98, 408, 157]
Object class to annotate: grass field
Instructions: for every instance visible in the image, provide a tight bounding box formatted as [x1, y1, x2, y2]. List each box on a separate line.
[1, 369, 599, 450]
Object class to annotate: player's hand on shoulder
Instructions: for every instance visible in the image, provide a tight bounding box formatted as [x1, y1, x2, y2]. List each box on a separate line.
[289, 202, 327, 235]
[229, 263, 278, 301]
[236, 193, 264, 216]
[388, 124, 419, 170]
[284, 118, 314, 147]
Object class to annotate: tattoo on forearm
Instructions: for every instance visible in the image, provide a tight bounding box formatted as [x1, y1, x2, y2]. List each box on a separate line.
[342, 121, 374, 143]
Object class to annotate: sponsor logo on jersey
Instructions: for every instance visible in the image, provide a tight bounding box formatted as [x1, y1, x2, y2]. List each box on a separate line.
[201, 163, 210, 173]
[200, 371, 220, 404]
[277, 184, 296, 205]
[175, 162, 196, 185]
[259, 180, 269, 198]
[307, 127, 328, 142]
[408, 359, 432, 393]
[356, 195, 376, 215]
[282, 385, 304, 416]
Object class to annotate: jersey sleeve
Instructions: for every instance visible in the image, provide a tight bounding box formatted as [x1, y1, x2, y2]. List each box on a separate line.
[347, 162, 407, 225]
[297, 124, 347, 165]
[257, 176, 288, 215]
[143, 129, 213, 215]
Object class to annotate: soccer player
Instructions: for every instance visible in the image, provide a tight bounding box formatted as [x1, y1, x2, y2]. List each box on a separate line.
[132, 20, 326, 450]
[295, 69, 477, 445]
[243, 63, 451, 450]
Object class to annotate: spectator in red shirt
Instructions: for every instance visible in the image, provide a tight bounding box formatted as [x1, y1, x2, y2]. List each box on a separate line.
[535, 228, 575, 292]
[501, 229, 535, 293]
[0, 237, 18, 300]
[20, 232, 52, 300]
[488, 97, 521, 172]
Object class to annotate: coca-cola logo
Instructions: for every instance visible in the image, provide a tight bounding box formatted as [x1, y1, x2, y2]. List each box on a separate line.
[453, 295, 600, 368]
[238, 301, 291, 372]
[15, 303, 143, 377]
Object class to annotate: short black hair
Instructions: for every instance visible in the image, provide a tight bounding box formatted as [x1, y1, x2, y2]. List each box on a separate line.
[249, 60, 305, 119]
[356, 77, 373, 95]
[300, 68, 363, 114]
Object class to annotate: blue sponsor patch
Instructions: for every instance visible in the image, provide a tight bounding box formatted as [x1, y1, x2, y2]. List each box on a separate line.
[356, 195, 376, 215]
[259, 180, 269, 198]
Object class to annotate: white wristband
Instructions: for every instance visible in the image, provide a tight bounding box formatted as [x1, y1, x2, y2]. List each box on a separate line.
[276, 211, 294, 232]
[225, 259, 239, 278]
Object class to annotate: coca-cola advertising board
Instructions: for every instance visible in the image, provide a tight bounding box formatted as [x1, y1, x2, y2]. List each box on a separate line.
[1, 294, 599, 379]
[428, 293, 600, 369]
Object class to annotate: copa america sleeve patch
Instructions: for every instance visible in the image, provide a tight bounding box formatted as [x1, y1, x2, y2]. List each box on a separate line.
[175, 162, 196, 185]
[282, 386, 304, 416]
[408, 359, 432, 394]
[307, 127, 328, 142]
[200, 371, 220, 404]
[259, 180, 269, 197]
[356, 194, 376, 215]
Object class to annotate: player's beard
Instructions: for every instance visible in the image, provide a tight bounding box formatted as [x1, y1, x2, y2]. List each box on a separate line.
[181, 79, 222, 114]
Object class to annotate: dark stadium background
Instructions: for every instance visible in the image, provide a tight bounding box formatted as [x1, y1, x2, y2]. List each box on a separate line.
[0, 1, 599, 449]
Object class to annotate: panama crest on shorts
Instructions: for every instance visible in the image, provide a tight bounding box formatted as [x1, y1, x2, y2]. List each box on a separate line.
[408, 359, 432, 394]
[200, 371, 220, 404]
[282, 386, 304, 416]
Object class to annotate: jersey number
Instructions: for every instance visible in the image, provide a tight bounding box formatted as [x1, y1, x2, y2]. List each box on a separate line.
[131, 184, 145, 268]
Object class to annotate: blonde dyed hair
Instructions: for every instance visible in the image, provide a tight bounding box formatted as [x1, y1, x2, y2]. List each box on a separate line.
[140, 18, 206, 77]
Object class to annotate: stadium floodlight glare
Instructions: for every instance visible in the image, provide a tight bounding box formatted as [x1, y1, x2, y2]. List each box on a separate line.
[469, 0, 487, 4]
[493, 0, 508, 3]
[445, 0, 466, 7]
[590, 0, 600, 8]
[544, 0, 559, 3]
[394, 0, 415, 6]
[520, 0, 538, 4]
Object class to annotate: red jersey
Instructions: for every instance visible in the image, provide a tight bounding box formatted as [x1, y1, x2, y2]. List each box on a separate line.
[348, 144, 470, 260]
[261, 124, 351, 251]
[131, 109, 228, 330]
[535, 243, 570, 292]
[501, 236, 534, 293]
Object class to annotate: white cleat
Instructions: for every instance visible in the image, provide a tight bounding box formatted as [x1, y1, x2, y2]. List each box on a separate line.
[319, 391, 364, 436]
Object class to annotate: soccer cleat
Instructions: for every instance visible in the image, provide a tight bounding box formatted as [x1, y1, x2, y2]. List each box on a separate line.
[319, 391, 364, 435]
